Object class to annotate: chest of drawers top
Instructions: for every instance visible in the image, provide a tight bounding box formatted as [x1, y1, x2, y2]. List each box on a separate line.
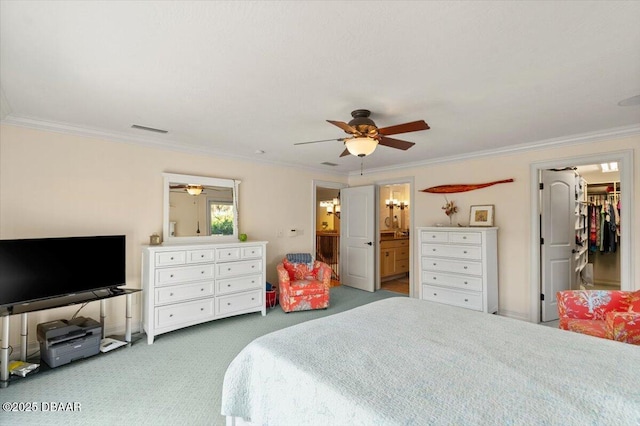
[146, 241, 266, 267]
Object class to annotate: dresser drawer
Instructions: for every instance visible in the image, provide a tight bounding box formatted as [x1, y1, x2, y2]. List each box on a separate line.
[421, 244, 481, 260]
[395, 259, 409, 273]
[395, 246, 410, 260]
[422, 256, 482, 276]
[420, 231, 448, 243]
[421, 271, 483, 292]
[155, 250, 186, 266]
[216, 247, 241, 262]
[217, 290, 262, 315]
[380, 239, 409, 249]
[155, 264, 215, 286]
[241, 245, 263, 259]
[155, 282, 215, 305]
[217, 274, 262, 295]
[216, 259, 262, 278]
[187, 249, 215, 263]
[155, 298, 215, 328]
[449, 232, 482, 245]
[422, 284, 482, 311]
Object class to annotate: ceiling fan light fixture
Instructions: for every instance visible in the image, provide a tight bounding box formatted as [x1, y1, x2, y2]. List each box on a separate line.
[185, 184, 203, 196]
[345, 137, 378, 157]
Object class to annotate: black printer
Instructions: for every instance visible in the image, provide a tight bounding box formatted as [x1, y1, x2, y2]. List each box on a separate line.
[37, 317, 102, 368]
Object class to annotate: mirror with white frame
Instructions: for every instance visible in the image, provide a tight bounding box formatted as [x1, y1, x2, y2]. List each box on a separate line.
[163, 173, 240, 243]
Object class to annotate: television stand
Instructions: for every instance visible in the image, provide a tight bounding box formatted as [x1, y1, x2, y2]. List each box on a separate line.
[0, 288, 140, 388]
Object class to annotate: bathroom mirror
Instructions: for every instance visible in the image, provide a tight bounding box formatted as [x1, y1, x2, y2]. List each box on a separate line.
[163, 172, 240, 243]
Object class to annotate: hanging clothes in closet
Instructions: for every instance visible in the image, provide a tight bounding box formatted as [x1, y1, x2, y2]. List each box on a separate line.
[588, 192, 620, 254]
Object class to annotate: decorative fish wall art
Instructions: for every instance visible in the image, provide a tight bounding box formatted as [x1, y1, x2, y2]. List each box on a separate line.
[421, 179, 514, 194]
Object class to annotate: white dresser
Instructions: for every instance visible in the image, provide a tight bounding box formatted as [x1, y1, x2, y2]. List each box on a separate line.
[417, 227, 498, 313]
[142, 241, 268, 344]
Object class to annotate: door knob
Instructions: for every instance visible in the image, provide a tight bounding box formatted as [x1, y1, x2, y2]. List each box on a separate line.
[365, 242, 373, 246]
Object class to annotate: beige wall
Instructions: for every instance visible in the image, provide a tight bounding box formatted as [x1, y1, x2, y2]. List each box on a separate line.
[350, 135, 639, 319]
[0, 124, 346, 346]
[1, 124, 637, 347]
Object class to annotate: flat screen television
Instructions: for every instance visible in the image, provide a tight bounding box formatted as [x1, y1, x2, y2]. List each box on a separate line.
[0, 235, 126, 309]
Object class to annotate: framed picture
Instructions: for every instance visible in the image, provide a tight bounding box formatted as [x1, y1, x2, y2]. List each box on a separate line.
[469, 205, 495, 227]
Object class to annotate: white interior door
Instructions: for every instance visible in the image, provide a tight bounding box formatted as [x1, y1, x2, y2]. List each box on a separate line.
[340, 185, 376, 292]
[541, 170, 574, 322]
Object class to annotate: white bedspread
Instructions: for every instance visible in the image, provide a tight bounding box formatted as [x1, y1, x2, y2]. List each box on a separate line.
[221, 297, 640, 425]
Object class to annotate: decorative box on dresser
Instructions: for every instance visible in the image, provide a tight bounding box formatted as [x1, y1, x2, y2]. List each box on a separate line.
[417, 227, 498, 313]
[142, 241, 268, 344]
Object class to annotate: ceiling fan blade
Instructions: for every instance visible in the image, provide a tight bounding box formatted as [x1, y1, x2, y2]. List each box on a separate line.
[327, 120, 361, 135]
[378, 120, 430, 136]
[294, 138, 344, 145]
[339, 148, 351, 157]
[378, 136, 415, 150]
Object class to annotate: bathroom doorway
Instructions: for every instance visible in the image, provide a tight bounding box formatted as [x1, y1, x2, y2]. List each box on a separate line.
[378, 179, 413, 296]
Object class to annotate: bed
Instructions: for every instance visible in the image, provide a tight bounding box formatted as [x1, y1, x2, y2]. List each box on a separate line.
[221, 297, 640, 425]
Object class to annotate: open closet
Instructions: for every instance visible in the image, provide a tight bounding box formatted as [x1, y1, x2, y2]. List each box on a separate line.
[539, 163, 621, 322]
[584, 179, 621, 290]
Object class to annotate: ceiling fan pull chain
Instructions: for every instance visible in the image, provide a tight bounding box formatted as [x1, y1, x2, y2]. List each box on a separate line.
[360, 158, 364, 175]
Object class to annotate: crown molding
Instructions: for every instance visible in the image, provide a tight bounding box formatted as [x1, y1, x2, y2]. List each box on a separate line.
[0, 115, 350, 176]
[350, 124, 640, 177]
[2, 114, 637, 178]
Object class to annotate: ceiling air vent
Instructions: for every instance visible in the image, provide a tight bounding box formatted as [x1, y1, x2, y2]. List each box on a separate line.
[131, 124, 168, 134]
[321, 162, 338, 167]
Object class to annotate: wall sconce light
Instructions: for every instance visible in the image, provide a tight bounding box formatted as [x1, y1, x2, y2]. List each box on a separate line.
[320, 198, 341, 219]
[399, 201, 409, 210]
[185, 185, 203, 196]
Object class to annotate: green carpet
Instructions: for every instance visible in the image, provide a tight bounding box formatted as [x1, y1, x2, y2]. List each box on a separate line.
[1, 287, 403, 425]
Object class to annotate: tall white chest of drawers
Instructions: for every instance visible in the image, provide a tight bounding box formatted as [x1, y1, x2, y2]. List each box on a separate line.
[417, 227, 498, 313]
[142, 241, 268, 344]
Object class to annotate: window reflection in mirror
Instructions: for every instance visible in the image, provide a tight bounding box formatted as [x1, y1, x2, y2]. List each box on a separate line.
[169, 185, 234, 237]
[163, 173, 239, 242]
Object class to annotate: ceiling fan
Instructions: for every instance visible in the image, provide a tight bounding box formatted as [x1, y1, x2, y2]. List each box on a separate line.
[295, 109, 430, 157]
[170, 184, 204, 196]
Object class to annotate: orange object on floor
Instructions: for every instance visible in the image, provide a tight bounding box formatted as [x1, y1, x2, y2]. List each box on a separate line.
[277, 256, 331, 313]
[557, 290, 640, 345]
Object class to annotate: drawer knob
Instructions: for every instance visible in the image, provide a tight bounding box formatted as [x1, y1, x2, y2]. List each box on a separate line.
[251, 280, 255, 283]
[201, 271, 205, 274]
[170, 274, 174, 278]
[464, 299, 469, 302]
[169, 314, 173, 317]
[251, 298, 255, 301]
[251, 265, 255, 268]
[432, 248, 436, 251]
[463, 251, 467, 254]
[433, 277, 437, 280]
[463, 266, 468, 269]
[464, 281, 468, 285]
[201, 288, 204, 291]
[227, 284, 231, 287]
[228, 268, 231, 271]
[170, 292, 174, 296]
[431, 235, 435, 238]
[433, 263, 436, 266]
[201, 308, 204, 311]
[227, 302, 231, 306]
[463, 236, 467, 239]
[433, 293, 437, 296]
[201, 254, 204, 258]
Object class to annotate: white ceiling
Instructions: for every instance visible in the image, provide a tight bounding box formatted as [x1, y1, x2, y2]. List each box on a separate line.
[1, 1, 639, 175]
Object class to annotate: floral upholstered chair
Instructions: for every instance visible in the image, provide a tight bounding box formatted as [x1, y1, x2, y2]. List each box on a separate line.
[277, 253, 331, 313]
[556, 290, 640, 345]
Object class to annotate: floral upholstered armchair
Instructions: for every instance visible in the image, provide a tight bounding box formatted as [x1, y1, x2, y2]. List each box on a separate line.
[277, 253, 331, 313]
[556, 290, 640, 345]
